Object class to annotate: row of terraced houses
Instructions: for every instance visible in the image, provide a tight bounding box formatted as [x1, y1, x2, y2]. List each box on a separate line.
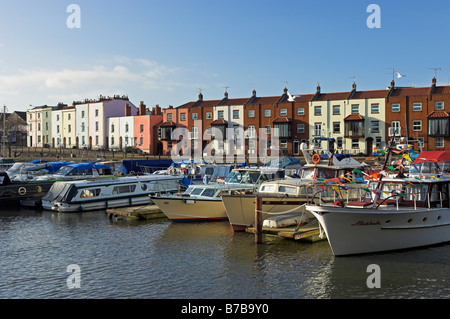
[26, 77, 450, 157]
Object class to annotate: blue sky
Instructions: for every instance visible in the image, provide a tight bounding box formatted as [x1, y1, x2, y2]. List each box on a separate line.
[1, 0, 449, 112]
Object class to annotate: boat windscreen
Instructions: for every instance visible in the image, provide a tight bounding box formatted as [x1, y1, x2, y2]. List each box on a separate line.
[42, 182, 73, 201]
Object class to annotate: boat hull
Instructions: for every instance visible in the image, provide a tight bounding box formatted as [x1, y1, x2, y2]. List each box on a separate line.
[151, 197, 228, 221]
[222, 194, 314, 231]
[42, 195, 153, 212]
[306, 204, 450, 256]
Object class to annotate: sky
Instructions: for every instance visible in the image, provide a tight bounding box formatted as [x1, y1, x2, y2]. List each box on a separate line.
[1, 0, 450, 112]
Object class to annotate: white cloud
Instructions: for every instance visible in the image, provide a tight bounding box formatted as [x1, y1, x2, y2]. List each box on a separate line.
[0, 57, 194, 107]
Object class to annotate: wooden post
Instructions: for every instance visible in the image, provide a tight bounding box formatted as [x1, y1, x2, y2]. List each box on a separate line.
[255, 195, 264, 244]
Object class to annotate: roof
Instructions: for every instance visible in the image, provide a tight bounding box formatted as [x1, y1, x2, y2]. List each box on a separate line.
[314, 91, 352, 101]
[432, 86, 450, 95]
[210, 118, 227, 125]
[350, 90, 388, 99]
[273, 116, 292, 123]
[389, 86, 430, 97]
[159, 121, 177, 127]
[344, 114, 364, 121]
[427, 110, 450, 118]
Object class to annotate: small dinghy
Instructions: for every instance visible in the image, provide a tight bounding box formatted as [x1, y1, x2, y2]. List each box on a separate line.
[263, 211, 310, 228]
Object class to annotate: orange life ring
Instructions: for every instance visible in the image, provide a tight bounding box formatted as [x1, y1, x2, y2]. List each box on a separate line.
[312, 154, 320, 164]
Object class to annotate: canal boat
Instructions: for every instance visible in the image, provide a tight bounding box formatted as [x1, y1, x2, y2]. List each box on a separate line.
[41, 174, 183, 212]
[305, 151, 450, 256]
[150, 167, 284, 221]
[223, 141, 364, 231]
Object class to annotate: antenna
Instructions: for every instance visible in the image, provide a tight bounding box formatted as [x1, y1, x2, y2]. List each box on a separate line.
[429, 67, 441, 78]
[349, 76, 356, 82]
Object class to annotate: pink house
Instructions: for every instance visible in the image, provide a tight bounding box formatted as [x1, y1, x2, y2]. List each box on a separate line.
[134, 102, 163, 154]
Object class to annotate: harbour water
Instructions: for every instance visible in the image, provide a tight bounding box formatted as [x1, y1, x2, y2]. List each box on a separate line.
[0, 207, 448, 300]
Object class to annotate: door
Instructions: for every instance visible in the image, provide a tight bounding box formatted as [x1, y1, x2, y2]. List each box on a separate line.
[293, 139, 299, 155]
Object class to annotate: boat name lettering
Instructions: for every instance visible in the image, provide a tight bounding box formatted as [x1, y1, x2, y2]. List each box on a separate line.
[351, 220, 380, 226]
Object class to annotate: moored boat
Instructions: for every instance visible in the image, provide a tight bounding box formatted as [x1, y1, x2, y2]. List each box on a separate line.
[151, 167, 284, 221]
[305, 150, 450, 256]
[223, 140, 364, 232]
[41, 174, 183, 212]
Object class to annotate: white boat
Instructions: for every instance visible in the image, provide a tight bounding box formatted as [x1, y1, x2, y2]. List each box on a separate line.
[34, 162, 114, 181]
[305, 150, 450, 256]
[151, 167, 285, 221]
[41, 174, 183, 212]
[223, 141, 364, 232]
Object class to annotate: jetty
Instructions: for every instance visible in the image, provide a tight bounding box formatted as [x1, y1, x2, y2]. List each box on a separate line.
[107, 204, 166, 220]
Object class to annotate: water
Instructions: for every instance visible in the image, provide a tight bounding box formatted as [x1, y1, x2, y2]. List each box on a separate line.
[0, 207, 448, 299]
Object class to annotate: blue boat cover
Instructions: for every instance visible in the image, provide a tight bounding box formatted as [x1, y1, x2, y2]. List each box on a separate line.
[119, 160, 174, 174]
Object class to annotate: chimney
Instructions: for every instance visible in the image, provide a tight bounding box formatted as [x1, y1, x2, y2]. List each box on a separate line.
[224, 91, 228, 98]
[284, 87, 288, 93]
[198, 92, 203, 101]
[124, 103, 131, 116]
[139, 101, 146, 115]
[252, 89, 256, 96]
[352, 82, 356, 90]
[316, 83, 321, 94]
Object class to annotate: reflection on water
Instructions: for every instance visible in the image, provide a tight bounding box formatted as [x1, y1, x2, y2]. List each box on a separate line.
[0, 207, 448, 299]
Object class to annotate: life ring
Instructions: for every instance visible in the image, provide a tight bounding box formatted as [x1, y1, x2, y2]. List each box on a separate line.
[312, 154, 320, 164]
[18, 187, 26, 195]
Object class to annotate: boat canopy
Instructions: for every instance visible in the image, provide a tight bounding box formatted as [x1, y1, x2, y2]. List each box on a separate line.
[119, 159, 173, 174]
[265, 156, 301, 168]
[412, 151, 450, 164]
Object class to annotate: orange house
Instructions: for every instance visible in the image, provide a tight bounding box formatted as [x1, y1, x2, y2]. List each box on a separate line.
[133, 102, 162, 154]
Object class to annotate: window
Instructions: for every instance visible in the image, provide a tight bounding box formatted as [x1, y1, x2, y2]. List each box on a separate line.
[95, 122, 99, 132]
[112, 185, 137, 194]
[247, 125, 256, 138]
[111, 124, 114, 133]
[352, 138, 359, 149]
[205, 112, 212, 120]
[428, 118, 449, 136]
[81, 122, 85, 132]
[417, 137, 424, 148]
[435, 137, 444, 148]
[264, 109, 271, 117]
[191, 113, 198, 120]
[351, 105, 359, 114]
[191, 127, 198, 139]
[125, 124, 129, 132]
[371, 121, 379, 133]
[111, 137, 114, 145]
[412, 103, 422, 111]
[95, 136, 99, 145]
[57, 115, 60, 121]
[264, 125, 271, 134]
[412, 120, 422, 131]
[280, 139, 287, 149]
[314, 123, 322, 136]
[332, 122, 340, 133]
[38, 135, 41, 143]
[233, 110, 239, 119]
[314, 106, 321, 116]
[376, 136, 382, 148]
[333, 105, 340, 115]
[140, 124, 144, 133]
[95, 109, 99, 117]
[435, 102, 444, 110]
[46, 112, 48, 118]
[297, 124, 305, 133]
[371, 104, 379, 113]
[140, 137, 143, 145]
[391, 104, 400, 112]
[280, 109, 287, 116]
[82, 136, 85, 145]
[68, 114, 71, 120]
[57, 125, 60, 133]
[278, 186, 296, 194]
[38, 123, 41, 131]
[167, 113, 173, 121]
[297, 108, 304, 116]
[68, 125, 71, 133]
[80, 188, 101, 198]
[218, 111, 224, 119]
[81, 110, 85, 118]
[337, 137, 343, 148]
[248, 110, 255, 118]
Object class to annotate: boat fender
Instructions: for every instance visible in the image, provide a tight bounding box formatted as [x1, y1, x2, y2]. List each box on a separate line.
[312, 154, 320, 164]
[332, 200, 345, 208]
[181, 168, 187, 175]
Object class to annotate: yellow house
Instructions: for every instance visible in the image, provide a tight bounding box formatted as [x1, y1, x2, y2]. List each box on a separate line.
[61, 106, 76, 148]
